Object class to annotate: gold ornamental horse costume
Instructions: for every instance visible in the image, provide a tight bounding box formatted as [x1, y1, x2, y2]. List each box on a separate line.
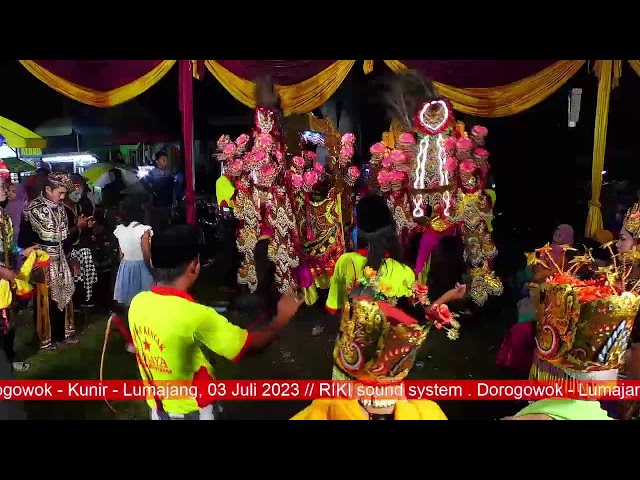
[285, 114, 360, 305]
[370, 70, 502, 306]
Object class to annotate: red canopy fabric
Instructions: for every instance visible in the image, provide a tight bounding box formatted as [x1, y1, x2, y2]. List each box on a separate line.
[399, 60, 557, 87]
[31, 60, 166, 91]
[216, 60, 337, 85]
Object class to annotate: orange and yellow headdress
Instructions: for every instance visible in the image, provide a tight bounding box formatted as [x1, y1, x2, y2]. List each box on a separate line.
[333, 267, 460, 408]
[527, 243, 640, 384]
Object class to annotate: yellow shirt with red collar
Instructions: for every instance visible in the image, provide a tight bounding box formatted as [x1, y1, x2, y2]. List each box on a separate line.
[128, 286, 251, 414]
[325, 249, 415, 314]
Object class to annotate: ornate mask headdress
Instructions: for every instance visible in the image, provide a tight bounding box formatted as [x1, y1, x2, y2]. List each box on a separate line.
[526, 242, 640, 385]
[333, 267, 460, 408]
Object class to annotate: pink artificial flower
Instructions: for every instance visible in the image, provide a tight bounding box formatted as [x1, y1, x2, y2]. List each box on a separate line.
[456, 137, 473, 151]
[217, 135, 231, 149]
[443, 136, 457, 153]
[292, 156, 305, 170]
[222, 143, 236, 155]
[398, 132, 415, 145]
[313, 162, 325, 175]
[370, 142, 387, 156]
[290, 173, 304, 189]
[254, 150, 267, 163]
[303, 170, 319, 187]
[348, 166, 360, 179]
[390, 149, 407, 163]
[235, 133, 250, 147]
[273, 150, 283, 162]
[340, 145, 354, 159]
[390, 171, 405, 182]
[473, 148, 489, 161]
[382, 157, 393, 168]
[444, 156, 458, 171]
[459, 159, 476, 173]
[377, 170, 391, 186]
[341, 132, 356, 145]
[256, 134, 274, 149]
[306, 151, 317, 162]
[471, 125, 488, 138]
[260, 163, 276, 178]
[243, 151, 255, 166]
[230, 159, 243, 172]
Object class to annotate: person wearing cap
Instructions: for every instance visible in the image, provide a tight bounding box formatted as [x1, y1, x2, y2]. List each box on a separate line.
[128, 225, 304, 420]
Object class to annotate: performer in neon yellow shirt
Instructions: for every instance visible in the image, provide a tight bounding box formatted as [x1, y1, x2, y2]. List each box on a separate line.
[326, 195, 464, 315]
[293, 240, 464, 420]
[128, 225, 303, 420]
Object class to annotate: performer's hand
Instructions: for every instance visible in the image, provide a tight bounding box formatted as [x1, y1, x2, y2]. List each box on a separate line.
[77, 215, 89, 229]
[0, 267, 16, 283]
[70, 259, 81, 277]
[274, 294, 305, 327]
[21, 246, 36, 258]
[451, 283, 467, 300]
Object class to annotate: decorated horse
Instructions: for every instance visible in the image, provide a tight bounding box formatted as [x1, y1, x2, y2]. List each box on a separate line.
[369, 70, 502, 306]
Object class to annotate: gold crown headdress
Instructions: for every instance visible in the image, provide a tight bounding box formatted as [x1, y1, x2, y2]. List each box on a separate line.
[623, 203, 640, 239]
[526, 242, 640, 383]
[333, 267, 460, 402]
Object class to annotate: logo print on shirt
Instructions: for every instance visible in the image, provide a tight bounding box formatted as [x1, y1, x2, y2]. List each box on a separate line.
[133, 325, 172, 374]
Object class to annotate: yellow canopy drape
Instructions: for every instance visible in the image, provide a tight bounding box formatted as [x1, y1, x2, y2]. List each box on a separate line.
[383, 60, 585, 117]
[0, 117, 46, 148]
[18, 60, 177, 108]
[205, 60, 356, 116]
[584, 60, 623, 237]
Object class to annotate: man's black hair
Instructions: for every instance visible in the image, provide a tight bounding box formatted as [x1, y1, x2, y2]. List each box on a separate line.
[150, 225, 200, 285]
[155, 151, 168, 161]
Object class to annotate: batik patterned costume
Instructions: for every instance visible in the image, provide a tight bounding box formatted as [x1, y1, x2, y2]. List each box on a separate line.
[18, 174, 75, 349]
[65, 184, 98, 305]
[370, 96, 502, 306]
[217, 107, 300, 295]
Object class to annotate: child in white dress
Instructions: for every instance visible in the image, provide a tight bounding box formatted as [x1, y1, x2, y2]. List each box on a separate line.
[113, 200, 153, 352]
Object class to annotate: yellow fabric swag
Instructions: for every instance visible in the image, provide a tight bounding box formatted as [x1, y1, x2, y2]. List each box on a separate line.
[19, 60, 176, 108]
[205, 60, 356, 116]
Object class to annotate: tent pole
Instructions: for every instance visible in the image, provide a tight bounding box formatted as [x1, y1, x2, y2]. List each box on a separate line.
[179, 60, 196, 227]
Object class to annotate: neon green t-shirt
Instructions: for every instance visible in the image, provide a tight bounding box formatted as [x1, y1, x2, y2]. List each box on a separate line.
[326, 250, 415, 312]
[128, 286, 249, 414]
[515, 399, 612, 420]
[216, 175, 235, 208]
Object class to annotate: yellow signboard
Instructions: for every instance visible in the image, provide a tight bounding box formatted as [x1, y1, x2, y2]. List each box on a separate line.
[18, 148, 42, 157]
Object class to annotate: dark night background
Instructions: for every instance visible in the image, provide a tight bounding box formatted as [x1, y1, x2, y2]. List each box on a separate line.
[3, 60, 640, 272]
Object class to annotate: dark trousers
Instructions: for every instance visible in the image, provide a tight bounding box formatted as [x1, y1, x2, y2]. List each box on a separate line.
[33, 295, 69, 344]
[254, 239, 278, 316]
[219, 218, 240, 287]
[0, 329, 16, 364]
[73, 280, 93, 307]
